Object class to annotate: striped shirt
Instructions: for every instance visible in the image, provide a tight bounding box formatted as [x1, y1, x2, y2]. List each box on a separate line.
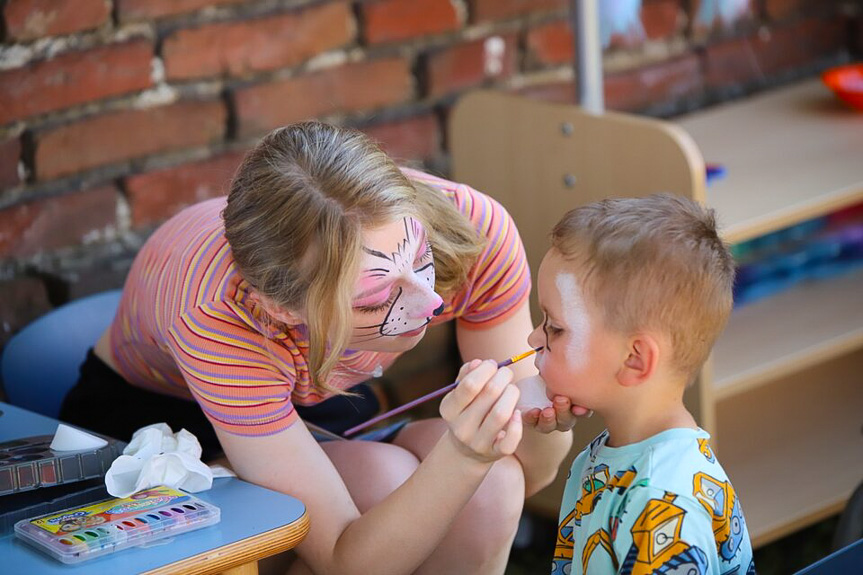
[108, 169, 530, 436]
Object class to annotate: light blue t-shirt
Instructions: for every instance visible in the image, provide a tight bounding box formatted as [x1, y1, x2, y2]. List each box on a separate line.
[552, 428, 755, 575]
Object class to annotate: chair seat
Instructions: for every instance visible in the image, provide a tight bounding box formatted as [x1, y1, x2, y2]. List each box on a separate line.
[1, 290, 123, 418]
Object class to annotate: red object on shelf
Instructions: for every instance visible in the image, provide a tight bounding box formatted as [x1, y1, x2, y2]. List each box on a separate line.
[822, 64, 863, 111]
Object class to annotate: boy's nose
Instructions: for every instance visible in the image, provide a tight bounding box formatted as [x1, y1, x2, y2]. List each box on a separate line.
[527, 326, 542, 348]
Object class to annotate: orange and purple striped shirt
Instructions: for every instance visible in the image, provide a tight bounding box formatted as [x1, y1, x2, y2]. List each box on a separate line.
[107, 170, 530, 436]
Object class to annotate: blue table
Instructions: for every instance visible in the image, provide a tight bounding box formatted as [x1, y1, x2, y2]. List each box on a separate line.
[0, 402, 309, 574]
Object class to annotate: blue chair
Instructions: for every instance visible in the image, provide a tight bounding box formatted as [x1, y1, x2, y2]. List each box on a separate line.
[1, 289, 123, 418]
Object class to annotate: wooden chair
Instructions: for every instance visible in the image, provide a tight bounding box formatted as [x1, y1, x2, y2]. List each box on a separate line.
[449, 90, 708, 516]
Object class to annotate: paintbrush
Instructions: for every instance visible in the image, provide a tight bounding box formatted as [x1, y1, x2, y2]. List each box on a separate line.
[343, 346, 542, 437]
[305, 421, 349, 442]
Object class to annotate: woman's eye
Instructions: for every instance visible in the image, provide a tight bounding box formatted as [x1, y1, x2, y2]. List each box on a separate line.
[415, 241, 432, 263]
[356, 292, 397, 314]
[547, 325, 564, 336]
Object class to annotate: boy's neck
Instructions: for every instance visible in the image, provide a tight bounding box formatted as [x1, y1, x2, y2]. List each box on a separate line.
[602, 383, 697, 447]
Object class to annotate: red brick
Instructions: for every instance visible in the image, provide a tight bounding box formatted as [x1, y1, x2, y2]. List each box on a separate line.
[642, 0, 683, 41]
[426, 34, 518, 97]
[0, 40, 153, 126]
[117, 0, 244, 22]
[3, 0, 110, 42]
[471, 0, 566, 23]
[361, 0, 459, 44]
[516, 80, 576, 105]
[0, 185, 117, 258]
[526, 20, 573, 67]
[605, 55, 702, 112]
[705, 17, 846, 89]
[163, 3, 354, 81]
[764, 0, 819, 21]
[362, 114, 441, 162]
[125, 151, 246, 228]
[34, 100, 226, 181]
[0, 137, 21, 190]
[0, 276, 51, 347]
[234, 58, 413, 138]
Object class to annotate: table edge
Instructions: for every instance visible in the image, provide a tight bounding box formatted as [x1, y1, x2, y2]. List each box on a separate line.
[141, 510, 310, 575]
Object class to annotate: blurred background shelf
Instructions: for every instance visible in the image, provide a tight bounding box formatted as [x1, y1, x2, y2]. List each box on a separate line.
[681, 79, 863, 244]
[679, 77, 863, 547]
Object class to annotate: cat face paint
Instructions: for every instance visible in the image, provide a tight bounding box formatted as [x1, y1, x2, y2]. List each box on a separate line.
[349, 217, 444, 352]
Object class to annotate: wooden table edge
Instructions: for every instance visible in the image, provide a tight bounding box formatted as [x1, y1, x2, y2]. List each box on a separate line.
[142, 510, 310, 575]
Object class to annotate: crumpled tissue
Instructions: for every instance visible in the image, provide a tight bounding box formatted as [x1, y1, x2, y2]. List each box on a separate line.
[105, 423, 234, 498]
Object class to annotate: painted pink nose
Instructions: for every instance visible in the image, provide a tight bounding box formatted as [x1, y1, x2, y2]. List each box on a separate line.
[414, 293, 444, 318]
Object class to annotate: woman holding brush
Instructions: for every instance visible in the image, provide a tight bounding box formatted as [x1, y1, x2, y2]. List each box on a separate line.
[61, 121, 586, 574]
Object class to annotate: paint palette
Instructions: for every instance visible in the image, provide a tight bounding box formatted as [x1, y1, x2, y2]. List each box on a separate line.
[15, 485, 221, 564]
[0, 434, 123, 496]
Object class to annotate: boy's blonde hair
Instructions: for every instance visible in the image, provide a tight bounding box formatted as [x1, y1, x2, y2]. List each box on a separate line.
[223, 121, 484, 394]
[551, 194, 735, 382]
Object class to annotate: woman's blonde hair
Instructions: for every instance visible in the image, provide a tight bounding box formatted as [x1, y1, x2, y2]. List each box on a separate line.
[551, 194, 736, 382]
[223, 121, 483, 393]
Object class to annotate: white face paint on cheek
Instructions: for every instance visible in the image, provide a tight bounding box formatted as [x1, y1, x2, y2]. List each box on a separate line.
[555, 272, 591, 369]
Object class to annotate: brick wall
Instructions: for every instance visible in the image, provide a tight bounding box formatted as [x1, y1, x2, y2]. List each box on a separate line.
[0, 1, 857, 383]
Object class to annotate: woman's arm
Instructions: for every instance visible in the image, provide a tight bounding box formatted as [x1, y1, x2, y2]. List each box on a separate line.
[214, 360, 521, 575]
[455, 301, 575, 496]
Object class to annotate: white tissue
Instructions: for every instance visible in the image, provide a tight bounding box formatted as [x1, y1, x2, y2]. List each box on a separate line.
[50, 423, 109, 451]
[515, 375, 554, 411]
[105, 423, 234, 498]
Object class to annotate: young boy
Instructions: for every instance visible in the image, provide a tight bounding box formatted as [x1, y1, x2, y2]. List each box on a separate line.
[528, 194, 755, 575]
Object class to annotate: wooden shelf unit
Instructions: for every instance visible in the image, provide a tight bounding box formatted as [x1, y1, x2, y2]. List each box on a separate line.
[678, 78, 863, 547]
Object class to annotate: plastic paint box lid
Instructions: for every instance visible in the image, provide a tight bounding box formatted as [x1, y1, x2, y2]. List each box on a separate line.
[14, 485, 220, 564]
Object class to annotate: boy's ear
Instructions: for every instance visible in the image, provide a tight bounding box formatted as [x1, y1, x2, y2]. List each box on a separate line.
[617, 334, 660, 387]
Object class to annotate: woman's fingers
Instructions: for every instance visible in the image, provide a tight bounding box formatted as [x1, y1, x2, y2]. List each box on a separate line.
[477, 382, 520, 448]
[441, 360, 507, 421]
[439, 360, 495, 421]
[492, 409, 523, 456]
[440, 360, 524, 460]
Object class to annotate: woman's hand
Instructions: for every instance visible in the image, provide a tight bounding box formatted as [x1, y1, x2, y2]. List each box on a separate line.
[439, 359, 523, 463]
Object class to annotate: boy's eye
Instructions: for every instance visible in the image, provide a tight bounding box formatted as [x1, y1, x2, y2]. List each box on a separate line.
[356, 291, 397, 314]
[542, 314, 563, 337]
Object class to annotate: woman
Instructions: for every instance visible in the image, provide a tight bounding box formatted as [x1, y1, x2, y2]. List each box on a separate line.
[61, 122, 583, 574]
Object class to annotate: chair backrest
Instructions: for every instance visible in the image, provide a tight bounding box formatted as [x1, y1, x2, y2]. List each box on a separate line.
[1, 289, 123, 418]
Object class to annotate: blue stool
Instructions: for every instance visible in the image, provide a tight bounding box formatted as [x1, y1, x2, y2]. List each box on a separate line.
[1, 290, 122, 418]
[794, 537, 863, 574]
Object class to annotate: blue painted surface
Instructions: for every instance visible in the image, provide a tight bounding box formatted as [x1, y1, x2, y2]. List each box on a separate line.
[1, 402, 307, 573]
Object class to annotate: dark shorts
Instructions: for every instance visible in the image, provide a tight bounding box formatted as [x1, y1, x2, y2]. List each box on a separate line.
[59, 349, 389, 461]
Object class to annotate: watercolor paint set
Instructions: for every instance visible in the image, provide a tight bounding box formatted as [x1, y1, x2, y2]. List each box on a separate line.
[14, 485, 220, 564]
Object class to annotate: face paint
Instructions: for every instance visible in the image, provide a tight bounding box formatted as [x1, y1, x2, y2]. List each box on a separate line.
[556, 272, 591, 369]
[350, 217, 443, 347]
